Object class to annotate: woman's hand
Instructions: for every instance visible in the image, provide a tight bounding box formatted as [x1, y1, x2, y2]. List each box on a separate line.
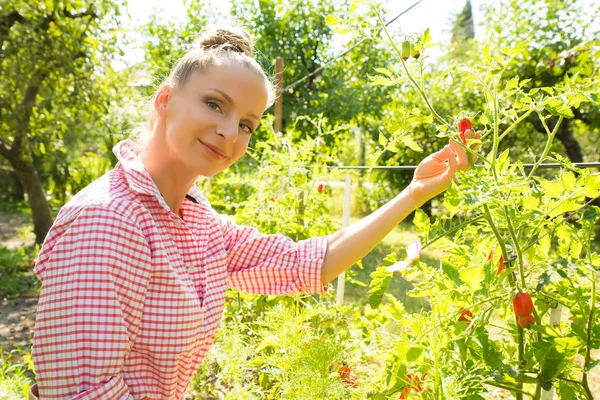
[408, 129, 481, 205]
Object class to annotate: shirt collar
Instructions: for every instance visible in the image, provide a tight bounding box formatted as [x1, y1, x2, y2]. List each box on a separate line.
[112, 139, 210, 208]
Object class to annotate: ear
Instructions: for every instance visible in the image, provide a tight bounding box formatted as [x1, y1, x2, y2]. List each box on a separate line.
[154, 84, 172, 119]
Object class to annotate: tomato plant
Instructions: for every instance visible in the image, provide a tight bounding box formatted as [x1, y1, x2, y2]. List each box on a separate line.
[326, 2, 600, 399]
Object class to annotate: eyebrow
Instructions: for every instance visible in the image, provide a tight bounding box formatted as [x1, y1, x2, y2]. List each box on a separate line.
[209, 88, 261, 122]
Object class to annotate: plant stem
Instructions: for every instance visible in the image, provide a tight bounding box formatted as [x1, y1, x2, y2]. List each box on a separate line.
[526, 115, 563, 179]
[483, 380, 535, 398]
[503, 205, 526, 289]
[581, 236, 597, 400]
[483, 203, 524, 400]
[498, 93, 581, 141]
[422, 216, 485, 250]
[370, 1, 450, 129]
[482, 204, 508, 262]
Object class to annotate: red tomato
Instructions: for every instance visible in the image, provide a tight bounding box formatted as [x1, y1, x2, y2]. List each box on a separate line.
[458, 307, 473, 322]
[338, 365, 351, 380]
[513, 292, 534, 317]
[497, 255, 506, 275]
[457, 118, 472, 133]
[518, 314, 535, 329]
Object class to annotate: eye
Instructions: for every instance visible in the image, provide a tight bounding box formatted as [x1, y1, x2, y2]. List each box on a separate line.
[205, 100, 222, 112]
[239, 123, 254, 134]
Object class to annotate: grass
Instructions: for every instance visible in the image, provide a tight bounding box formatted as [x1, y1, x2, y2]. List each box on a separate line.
[330, 217, 442, 312]
[0, 347, 35, 400]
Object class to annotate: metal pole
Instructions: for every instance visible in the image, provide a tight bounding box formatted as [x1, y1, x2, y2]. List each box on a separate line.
[274, 57, 283, 133]
[336, 174, 352, 306]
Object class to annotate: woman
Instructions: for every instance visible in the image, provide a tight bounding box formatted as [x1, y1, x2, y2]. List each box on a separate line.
[32, 26, 478, 399]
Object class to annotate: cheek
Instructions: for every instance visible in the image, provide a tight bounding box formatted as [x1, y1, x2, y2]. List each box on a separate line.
[168, 101, 206, 128]
[230, 139, 250, 161]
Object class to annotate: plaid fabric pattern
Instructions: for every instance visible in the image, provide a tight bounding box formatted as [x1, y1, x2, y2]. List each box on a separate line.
[32, 140, 329, 399]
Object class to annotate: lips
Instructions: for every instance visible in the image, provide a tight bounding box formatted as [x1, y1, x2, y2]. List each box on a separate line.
[198, 140, 228, 159]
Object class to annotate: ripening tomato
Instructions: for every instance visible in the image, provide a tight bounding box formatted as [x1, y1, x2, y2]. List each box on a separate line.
[457, 118, 472, 133]
[458, 307, 473, 322]
[518, 314, 535, 329]
[317, 184, 325, 193]
[513, 292, 534, 317]
[497, 255, 506, 275]
[338, 365, 351, 380]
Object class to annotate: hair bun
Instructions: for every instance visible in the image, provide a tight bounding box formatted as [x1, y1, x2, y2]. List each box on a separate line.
[198, 27, 254, 57]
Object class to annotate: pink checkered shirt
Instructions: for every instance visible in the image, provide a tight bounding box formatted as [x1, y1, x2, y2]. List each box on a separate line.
[32, 139, 329, 399]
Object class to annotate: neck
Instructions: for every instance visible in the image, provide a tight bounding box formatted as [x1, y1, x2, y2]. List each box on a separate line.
[138, 131, 197, 216]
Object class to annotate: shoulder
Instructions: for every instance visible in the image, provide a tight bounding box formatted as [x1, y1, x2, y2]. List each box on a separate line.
[35, 168, 152, 277]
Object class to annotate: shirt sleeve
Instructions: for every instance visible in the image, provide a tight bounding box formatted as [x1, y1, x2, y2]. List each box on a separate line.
[32, 205, 152, 399]
[215, 212, 330, 296]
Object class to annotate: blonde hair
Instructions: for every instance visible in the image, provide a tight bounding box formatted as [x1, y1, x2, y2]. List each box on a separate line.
[134, 26, 275, 147]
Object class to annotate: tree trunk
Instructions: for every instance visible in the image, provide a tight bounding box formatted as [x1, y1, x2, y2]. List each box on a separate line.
[12, 171, 25, 202]
[9, 157, 53, 244]
[553, 119, 583, 163]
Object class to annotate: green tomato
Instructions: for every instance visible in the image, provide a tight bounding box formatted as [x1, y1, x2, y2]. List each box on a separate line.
[401, 41, 412, 61]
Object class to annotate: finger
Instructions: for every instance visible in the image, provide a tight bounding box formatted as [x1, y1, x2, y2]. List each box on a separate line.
[463, 129, 474, 141]
[431, 145, 454, 162]
[446, 145, 459, 171]
[449, 139, 469, 171]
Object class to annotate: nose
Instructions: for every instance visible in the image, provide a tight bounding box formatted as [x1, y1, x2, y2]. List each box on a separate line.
[217, 116, 239, 144]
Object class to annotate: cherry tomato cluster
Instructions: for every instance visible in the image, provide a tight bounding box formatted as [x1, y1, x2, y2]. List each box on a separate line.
[332, 362, 359, 388]
[401, 40, 421, 61]
[317, 183, 329, 194]
[398, 373, 426, 399]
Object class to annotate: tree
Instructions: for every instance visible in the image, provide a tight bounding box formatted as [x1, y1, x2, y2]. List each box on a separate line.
[483, 0, 600, 163]
[451, 0, 474, 44]
[230, 0, 394, 137]
[0, 0, 127, 243]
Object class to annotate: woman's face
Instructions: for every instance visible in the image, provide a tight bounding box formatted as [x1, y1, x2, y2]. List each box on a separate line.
[160, 63, 268, 177]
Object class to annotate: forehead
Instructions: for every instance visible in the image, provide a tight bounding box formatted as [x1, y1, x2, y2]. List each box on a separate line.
[184, 64, 269, 114]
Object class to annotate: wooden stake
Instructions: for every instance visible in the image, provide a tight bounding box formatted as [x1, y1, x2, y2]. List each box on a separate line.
[274, 57, 283, 133]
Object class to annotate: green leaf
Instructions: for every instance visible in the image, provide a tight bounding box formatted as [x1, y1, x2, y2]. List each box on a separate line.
[480, 113, 489, 125]
[443, 183, 461, 217]
[379, 132, 388, 146]
[325, 15, 340, 27]
[548, 201, 582, 218]
[384, 293, 405, 319]
[561, 172, 576, 191]
[421, 28, 431, 44]
[584, 174, 600, 190]
[442, 259, 463, 287]
[368, 267, 393, 308]
[521, 196, 540, 210]
[539, 179, 564, 199]
[413, 209, 430, 237]
[374, 67, 393, 77]
[399, 135, 423, 152]
[496, 148, 511, 176]
[482, 43, 490, 63]
[539, 338, 580, 382]
[405, 346, 424, 362]
[506, 77, 519, 90]
[460, 266, 483, 292]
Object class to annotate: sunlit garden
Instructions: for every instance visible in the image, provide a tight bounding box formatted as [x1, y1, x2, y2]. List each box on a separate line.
[1, 0, 599, 399]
